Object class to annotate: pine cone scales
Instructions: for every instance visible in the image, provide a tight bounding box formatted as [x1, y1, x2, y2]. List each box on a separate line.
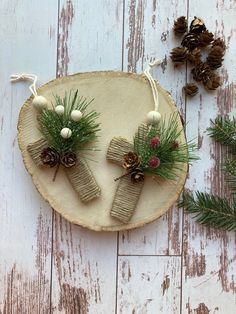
[123, 152, 141, 171]
[41, 147, 60, 167]
[207, 46, 225, 69]
[187, 48, 201, 64]
[212, 38, 226, 50]
[181, 33, 199, 50]
[199, 31, 214, 47]
[173, 16, 188, 35]
[170, 47, 188, 62]
[191, 62, 211, 82]
[61, 152, 77, 168]
[203, 72, 221, 90]
[190, 17, 206, 33]
[184, 83, 199, 96]
[131, 168, 145, 183]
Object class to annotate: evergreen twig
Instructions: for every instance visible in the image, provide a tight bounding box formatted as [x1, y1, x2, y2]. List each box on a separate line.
[38, 90, 100, 154]
[134, 113, 198, 180]
[179, 191, 236, 231]
[207, 116, 236, 152]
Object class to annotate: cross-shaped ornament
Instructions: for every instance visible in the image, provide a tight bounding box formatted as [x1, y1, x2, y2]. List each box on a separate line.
[27, 138, 101, 203]
[107, 124, 148, 223]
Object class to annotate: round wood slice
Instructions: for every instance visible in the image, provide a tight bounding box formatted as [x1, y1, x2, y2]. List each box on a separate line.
[18, 71, 188, 231]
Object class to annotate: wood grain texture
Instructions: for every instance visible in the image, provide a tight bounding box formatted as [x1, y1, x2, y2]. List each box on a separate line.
[117, 256, 181, 313]
[183, 0, 236, 313]
[0, 0, 58, 312]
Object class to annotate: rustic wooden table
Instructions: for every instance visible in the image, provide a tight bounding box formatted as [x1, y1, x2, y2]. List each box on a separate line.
[0, 1, 235, 313]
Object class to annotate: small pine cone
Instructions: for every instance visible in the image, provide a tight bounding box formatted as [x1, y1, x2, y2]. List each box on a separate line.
[189, 17, 206, 34]
[130, 168, 145, 183]
[173, 16, 188, 35]
[187, 48, 202, 64]
[198, 31, 214, 47]
[207, 46, 224, 69]
[181, 33, 199, 50]
[123, 152, 141, 171]
[41, 147, 60, 167]
[212, 37, 226, 51]
[60, 151, 77, 168]
[170, 47, 188, 63]
[202, 71, 221, 90]
[183, 83, 199, 96]
[191, 62, 211, 82]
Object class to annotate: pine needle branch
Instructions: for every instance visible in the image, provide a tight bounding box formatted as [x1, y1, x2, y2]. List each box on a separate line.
[179, 191, 236, 231]
[38, 90, 100, 154]
[134, 113, 198, 180]
[207, 116, 236, 152]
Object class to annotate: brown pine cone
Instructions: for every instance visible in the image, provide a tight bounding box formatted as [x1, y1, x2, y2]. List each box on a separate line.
[130, 168, 145, 183]
[190, 17, 206, 34]
[170, 47, 188, 63]
[123, 152, 141, 171]
[41, 147, 60, 167]
[207, 46, 225, 69]
[181, 33, 199, 50]
[187, 48, 202, 64]
[191, 62, 211, 82]
[183, 83, 199, 96]
[212, 38, 226, 51]
[202, 71, 221, 90]
[198, 31, 214, 47]
[60, 151, 77, 168]
[173, 16, 188, 35]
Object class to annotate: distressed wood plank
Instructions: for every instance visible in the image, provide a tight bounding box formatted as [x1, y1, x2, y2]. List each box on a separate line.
[117, 256, 181, 313]
[119, 0, 188, 255]
[51, 0, 124, 312]
[183, 1, 236, 313]
[0, 0, 58, 312]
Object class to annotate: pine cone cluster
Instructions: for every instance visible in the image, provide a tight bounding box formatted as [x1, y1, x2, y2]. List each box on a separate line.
[170, 16, 226, 96]
[123, 152, 144, 183]
[41, 147, 77, 168]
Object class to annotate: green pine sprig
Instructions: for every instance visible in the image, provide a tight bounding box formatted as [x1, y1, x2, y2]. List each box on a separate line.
[207, 116, 236, 153]
[179, 191, 236, 231]
[38, 90, 100, 154]
[133, 113, 198, 180]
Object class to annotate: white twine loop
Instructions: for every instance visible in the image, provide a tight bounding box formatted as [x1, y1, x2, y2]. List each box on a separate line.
[144, 59, 162, 112]
[10, 73, 38, 96]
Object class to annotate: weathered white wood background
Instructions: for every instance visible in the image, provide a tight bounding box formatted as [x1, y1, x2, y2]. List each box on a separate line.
[0, 0, 235, 313]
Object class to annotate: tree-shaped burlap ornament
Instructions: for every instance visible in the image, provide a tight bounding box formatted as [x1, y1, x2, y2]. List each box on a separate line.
[107, 61, 197, 223]
[12, 74, 101, 203]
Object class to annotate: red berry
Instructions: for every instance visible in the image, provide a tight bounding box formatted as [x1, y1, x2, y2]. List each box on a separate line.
[150, 137, 160, 149]
[148, 156, 160, 168]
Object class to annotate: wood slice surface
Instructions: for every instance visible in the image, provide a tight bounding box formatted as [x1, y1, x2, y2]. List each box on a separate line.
[18, 71, 188, 231]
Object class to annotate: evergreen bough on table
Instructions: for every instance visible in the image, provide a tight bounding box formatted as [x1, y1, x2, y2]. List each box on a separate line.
[180, 116, 236, 231]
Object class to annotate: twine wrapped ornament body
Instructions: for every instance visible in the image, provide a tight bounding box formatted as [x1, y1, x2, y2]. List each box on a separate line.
[17, 71, 188, 231]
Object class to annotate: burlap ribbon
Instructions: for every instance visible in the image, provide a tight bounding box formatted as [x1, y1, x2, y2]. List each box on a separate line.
[27, 138, 101, 203]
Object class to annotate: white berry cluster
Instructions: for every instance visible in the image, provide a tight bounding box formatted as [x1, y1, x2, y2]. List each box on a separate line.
[54, 105, 83, 139]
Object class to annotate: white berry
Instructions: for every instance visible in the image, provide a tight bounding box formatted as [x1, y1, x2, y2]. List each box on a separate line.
[55, 105, 64, 115]
[60, 127, 72, 139]
[147, 111, 162, 125]
[71, 110, 83, 122]
[32, 95, 48, 111]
